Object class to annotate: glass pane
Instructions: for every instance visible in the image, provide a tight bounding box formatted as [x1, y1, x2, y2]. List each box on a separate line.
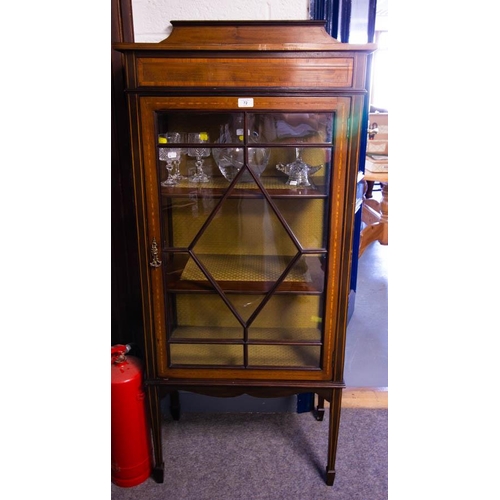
[212, 146, 271, 183]
[248, 295, 324, 340]
[165, 253, 228, 292]
[273, 199, 327, 250]
[156, 112, 245, 184]
[214, 113, 266, 144]
[249, 113, 334, 144]
[275, 255, 326, 293]
[247, 345, 321, 368]
[161, 196, 215, 248]
[192, 195, 299, 286]
[223, 294, 266, 324]
[269, 147, 331, 190]
[169, 293, 243, 338]
[157, 112, 334, 145]
[170, 344, 243, 367]
[163, 252, 191, 289]
[155, 109, 336, 373]
[157, 112, 240, 142]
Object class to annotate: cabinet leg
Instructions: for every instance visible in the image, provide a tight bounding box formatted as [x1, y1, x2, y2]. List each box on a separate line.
[325, 388, 343, 486]
[315, 394, 325, 421]
[146, 385, 165, 483]
[170, 390, 180, 421]
[325, 469, 336, 486]
[152, 464, 164, 483]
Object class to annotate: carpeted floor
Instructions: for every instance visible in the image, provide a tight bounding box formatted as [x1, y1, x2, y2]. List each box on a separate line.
[111, 408, 388, 499]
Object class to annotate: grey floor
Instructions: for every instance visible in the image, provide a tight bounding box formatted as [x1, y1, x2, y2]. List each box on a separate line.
[345, 184, 388, 388]
[345, 240, 388, 388]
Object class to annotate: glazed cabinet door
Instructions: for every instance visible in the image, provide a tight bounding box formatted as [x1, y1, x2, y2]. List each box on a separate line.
[137, 96, 357, 381]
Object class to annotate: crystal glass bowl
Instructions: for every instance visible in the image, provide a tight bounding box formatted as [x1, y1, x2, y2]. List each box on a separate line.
[276, 148, 323, 187]
[212, 147, 270, 183]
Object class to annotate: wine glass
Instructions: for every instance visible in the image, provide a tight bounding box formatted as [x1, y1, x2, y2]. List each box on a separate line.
[158, 133, 181, 186]
[187, 132, 211, 183]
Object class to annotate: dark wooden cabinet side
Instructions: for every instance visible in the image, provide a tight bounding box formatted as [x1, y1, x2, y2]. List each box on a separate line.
[111, 0, 143, 352]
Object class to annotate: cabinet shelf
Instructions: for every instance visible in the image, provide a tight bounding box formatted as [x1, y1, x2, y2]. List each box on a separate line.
[168, 340, 322, 369]
[160, 176, 327, 198]
[169, 326, 322, 343]
[164, 253, 325, 293]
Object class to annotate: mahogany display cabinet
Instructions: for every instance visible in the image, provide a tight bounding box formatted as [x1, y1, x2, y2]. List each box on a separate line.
[113, 20, 375, 486]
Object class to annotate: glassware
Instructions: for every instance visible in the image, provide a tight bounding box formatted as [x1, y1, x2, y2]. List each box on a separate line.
[212, 147, 270, 183]
[276, 147, 323, 187]
[212, 115, 269, 183]
[159, 133, 181, 186]
[172, 132, 187, 181]
[187, 132, 211, 183]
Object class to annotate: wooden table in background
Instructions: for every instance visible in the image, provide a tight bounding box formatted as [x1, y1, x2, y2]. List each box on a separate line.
[359, 170, 388, 258]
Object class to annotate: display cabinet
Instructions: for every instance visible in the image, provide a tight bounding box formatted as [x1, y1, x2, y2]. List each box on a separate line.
[113, 20, 375, 486]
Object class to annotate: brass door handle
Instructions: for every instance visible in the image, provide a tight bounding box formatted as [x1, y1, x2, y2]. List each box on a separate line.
[149, 237, 162, 268]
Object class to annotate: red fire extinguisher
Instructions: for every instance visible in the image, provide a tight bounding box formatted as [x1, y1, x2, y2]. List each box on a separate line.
[111, 344, 152, 487]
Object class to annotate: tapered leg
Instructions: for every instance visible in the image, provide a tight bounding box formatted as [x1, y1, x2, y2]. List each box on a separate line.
[315, 394, 325, 421]
[146, 385, 164, 483]
[325, 388, 343, 486]
[170, 390, 181, 420]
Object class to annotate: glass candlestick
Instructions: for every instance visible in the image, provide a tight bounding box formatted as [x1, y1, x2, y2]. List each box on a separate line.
[187, 132, 211, 183]
[158, 133, 181, 186]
